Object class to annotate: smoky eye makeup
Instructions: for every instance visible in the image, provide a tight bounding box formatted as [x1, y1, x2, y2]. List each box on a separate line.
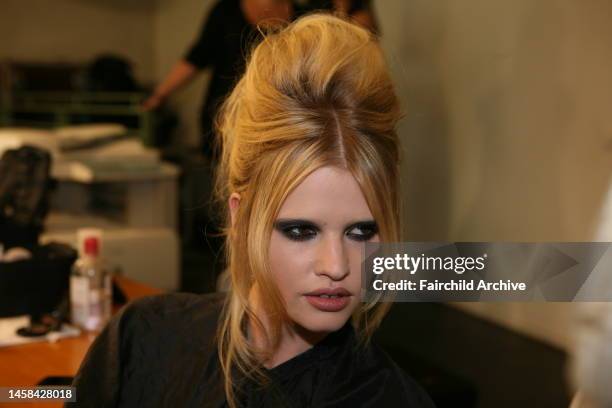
[273, 219, 378, 242]
[345, 221, 378, 241]
[274, 220, 318, 242]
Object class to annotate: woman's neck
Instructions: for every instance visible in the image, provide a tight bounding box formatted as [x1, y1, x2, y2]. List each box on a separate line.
[247, 284, 326, 369]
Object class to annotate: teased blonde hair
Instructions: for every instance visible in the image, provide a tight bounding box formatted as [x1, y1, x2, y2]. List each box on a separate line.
[212, 13, 402, 408]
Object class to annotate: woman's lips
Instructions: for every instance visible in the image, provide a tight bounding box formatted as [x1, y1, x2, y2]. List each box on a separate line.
[305, 295, 351, 312]
[304, 288, 352, 312]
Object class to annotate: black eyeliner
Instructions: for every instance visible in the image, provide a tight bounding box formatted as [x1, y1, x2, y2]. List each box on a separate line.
[274, 219, 319, 242]
[345, 220, 378, 241]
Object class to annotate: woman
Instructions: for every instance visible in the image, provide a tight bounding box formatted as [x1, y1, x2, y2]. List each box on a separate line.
[68, 14, 435, 408]
[143, 0, 294, 160]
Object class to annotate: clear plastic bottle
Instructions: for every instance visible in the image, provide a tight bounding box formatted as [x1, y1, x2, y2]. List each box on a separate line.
[69, 229, 112, 332]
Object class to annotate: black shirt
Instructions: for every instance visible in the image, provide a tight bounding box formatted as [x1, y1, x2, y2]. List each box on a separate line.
[66, 292, 436, 407]
[183, 0, 259, 158]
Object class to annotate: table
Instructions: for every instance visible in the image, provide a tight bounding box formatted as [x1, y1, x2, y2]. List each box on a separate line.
[0, 276, 163, 407]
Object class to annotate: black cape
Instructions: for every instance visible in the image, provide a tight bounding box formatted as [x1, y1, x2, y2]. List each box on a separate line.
[66, 292, 436, 407]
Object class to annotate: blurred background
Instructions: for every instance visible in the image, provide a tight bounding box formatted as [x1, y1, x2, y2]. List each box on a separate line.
[1, 1, 611, 407]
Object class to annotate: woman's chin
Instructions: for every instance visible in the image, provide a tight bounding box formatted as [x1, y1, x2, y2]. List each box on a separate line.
[294, 312, 350, 335]
[288, 296, 358, 335]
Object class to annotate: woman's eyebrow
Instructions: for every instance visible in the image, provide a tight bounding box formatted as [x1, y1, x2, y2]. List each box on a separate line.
[274, 218, 318, 227]
[273, 218, 377, 228]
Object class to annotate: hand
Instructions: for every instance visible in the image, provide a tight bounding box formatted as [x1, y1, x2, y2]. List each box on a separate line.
[141, 93, 164, 111]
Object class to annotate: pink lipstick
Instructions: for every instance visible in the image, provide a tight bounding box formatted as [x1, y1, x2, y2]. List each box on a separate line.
[304, 287, 352, 312]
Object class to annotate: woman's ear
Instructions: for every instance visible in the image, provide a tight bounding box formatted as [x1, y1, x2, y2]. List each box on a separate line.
[229, 192, 241, 228]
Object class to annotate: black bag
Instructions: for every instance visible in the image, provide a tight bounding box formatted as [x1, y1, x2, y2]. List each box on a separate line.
[0, 242, 77, 318]
[0, 145, 53, 249]
[0, 145, 76, 318]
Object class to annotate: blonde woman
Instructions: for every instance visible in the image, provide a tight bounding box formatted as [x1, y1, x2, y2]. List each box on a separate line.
[68, 13, 436, 408]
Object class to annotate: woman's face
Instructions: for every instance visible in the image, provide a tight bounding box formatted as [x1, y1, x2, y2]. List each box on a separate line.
[268, 165, 379, 334]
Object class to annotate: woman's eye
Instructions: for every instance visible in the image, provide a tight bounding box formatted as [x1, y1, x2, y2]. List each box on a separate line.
[347, 224, 378, 241]
[274, 221, 377, 242]
[280, 225, 317, 241]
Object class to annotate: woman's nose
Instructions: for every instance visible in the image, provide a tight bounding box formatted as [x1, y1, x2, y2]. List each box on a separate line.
[315, 236, 350, 281]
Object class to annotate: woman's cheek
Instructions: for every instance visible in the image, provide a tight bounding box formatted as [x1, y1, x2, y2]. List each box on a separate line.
[269, 238, 312, 295]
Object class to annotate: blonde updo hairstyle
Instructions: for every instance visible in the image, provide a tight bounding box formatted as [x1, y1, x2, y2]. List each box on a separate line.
[212, 13, 402, 407]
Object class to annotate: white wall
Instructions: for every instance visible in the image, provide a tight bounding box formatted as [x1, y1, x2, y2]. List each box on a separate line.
[376, 0, 612, 351]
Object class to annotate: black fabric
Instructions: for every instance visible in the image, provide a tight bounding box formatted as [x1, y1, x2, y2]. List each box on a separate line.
[66, 292, 436, 407]
[183, 0, 258, 159]
[0, 242, 76, 318]
[0, 145, 53, 249]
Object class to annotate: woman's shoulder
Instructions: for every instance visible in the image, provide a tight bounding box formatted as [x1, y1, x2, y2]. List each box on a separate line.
[121, 291, 226, 333]
[67, 292, 227, 407]
[117, 292, 226, 368]
[125, 291, 225, 315]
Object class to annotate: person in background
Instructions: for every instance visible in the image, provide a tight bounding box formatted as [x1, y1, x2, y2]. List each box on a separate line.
[143, 0, 294, 161]
[300, 0, 378, 33]
[143, 0, 295, 266]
